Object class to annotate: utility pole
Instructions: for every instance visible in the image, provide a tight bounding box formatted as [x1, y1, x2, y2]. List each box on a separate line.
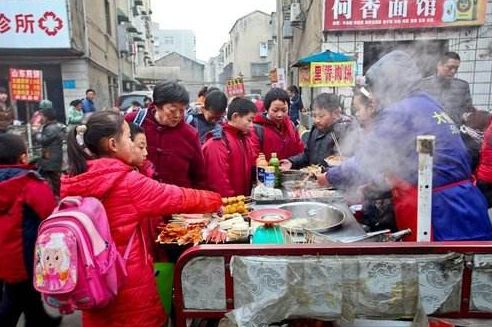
[276, 0, 283, 69]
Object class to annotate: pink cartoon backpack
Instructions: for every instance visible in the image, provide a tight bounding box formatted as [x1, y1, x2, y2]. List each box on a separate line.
[33, 196, 136, 314]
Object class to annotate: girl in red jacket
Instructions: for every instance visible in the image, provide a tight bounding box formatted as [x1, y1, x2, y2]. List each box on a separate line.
[202, 97, 257, 197]
[62, 111, 222, 327]
[251, 88, 304, 160]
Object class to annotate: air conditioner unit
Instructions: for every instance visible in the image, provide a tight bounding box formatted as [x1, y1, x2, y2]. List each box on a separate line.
[290, 3, 301, 22]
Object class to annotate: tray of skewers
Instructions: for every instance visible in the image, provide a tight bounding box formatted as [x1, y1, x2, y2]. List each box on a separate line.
[156, 196, 252, 246]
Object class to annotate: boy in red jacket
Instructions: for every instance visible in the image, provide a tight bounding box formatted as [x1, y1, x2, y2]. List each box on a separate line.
[0, 134, 61, 326]
[202, 97, 257, 197]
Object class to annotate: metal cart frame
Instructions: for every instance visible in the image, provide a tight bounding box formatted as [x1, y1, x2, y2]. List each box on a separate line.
[173, 242, 492, 326]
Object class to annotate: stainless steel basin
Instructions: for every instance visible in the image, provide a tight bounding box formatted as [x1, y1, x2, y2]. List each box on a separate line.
[277, 201, 345, 233]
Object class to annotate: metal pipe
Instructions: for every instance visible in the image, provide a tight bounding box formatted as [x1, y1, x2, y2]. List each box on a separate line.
[416, 135, 435, 242]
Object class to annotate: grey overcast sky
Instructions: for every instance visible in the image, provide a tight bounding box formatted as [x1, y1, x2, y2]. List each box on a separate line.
[151, 0, 276, 61]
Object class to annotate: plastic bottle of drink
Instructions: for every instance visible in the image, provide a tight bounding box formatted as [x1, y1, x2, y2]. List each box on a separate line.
[269, 152, 281, 188]
[256, 153, 269, 184]
[264, 166, 276, 188]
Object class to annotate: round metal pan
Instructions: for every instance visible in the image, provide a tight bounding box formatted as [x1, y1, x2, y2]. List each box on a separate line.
[277, 201, 345, 233]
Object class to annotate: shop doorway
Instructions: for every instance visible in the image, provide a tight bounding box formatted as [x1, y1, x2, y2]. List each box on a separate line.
[363, 40, 448, 77]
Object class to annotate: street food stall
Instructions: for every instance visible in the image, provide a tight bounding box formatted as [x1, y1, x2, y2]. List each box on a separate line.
[152, 135, 492, 327]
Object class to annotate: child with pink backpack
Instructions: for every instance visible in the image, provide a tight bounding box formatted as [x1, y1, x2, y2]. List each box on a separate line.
[49, 111, 222, 327]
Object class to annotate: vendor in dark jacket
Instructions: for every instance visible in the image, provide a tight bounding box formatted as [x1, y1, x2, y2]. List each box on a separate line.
[35, 100, 65, 196]
[125, 81, 208, 189]
[0, 133, 61, 327]
[186, 90, 228, 144]
[281, 93, 356, 170]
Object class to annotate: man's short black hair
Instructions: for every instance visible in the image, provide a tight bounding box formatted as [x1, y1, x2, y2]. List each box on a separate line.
[439, 51, 461, 64]
[227, 97, 257, 120]
[0, 86, 7, 94]
[204, 91, 228, 114]
[312, 93, 341, 113]
[264, 88, 290, 112]
[153, 81, 189, 106]
[86, 89, 96, 95]
[131, 100, 142, 107]
[40, 107, 57, 121]
[0, 134, 27, 164]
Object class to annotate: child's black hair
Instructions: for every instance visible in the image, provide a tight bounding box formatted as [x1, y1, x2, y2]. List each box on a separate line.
[0, 134, 27, 165]
[204, 91, 228, 114]
[227, 97, 257, 120]
[312, 93, 341, 113]
[264, 88, 290, 112]
[66, 111, 125, 176]
[129, 122, 145, 141]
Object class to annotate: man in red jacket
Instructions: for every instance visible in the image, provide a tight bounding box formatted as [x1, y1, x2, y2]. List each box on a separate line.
[125, 82, 208, 189]
[202, 97, 257, 196]
[0, 134, 61, 326]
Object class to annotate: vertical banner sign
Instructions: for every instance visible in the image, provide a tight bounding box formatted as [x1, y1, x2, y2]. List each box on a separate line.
[309, 62, 355, 87]
[9, 68, 43, 101]
[324, 0, 487, 31]
[298, 65, 311, 87]
[272, 68, 286, 89]
[226, 78, 245, 97]
[0, 0, 70, 48]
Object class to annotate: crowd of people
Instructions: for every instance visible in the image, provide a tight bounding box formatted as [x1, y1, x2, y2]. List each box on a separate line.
[1, 49, 492, 326]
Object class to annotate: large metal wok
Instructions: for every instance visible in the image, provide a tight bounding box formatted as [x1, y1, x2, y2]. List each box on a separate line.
[277, 202, 345, 233]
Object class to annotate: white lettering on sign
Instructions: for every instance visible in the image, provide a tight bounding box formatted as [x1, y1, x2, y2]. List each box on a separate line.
[361, 0, 381, 19]
[389, 0, 408, 17]
[417, 0, 437, 16]
[333, 0, 353, 20]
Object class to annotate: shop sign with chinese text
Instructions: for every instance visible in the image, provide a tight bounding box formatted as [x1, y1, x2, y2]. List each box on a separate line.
[300, 62, 355, 88]
[9, 68, 43, 101]
[0, 0, 70, 48]
[226, 78, 245, 97]
[324, 0, 487, 31]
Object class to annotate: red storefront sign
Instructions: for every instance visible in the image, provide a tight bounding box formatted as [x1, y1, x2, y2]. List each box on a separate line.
[9, 68, 43, 101]
[226, 78, 245, 97]
[324, 0, 487, 31]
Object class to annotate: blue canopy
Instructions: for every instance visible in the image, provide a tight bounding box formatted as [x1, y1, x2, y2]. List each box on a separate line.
[293, 50, 353, 66]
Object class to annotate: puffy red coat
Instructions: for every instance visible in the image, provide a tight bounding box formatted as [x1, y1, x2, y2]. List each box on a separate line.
[477, 122, 492, 183]
[251, 113, 304, 160]
[61, 158, 222, 327]
[126, 106, 208, 189]
[0, 165, 56, 283]
[202, 123, 256, 197]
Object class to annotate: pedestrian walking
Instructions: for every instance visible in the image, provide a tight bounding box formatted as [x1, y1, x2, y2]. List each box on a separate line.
[36, 100, 65, 196]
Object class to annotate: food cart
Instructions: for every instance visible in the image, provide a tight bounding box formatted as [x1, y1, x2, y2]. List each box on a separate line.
[155, 139, 492, 327]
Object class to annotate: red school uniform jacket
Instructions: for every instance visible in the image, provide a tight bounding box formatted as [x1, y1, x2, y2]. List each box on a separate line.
[202, 123, 256, 197]
[0, 165, 56, 283]
[251, 113, 304, 160]
[125, 106, 208, 189]
[61, 158, 222, 327]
